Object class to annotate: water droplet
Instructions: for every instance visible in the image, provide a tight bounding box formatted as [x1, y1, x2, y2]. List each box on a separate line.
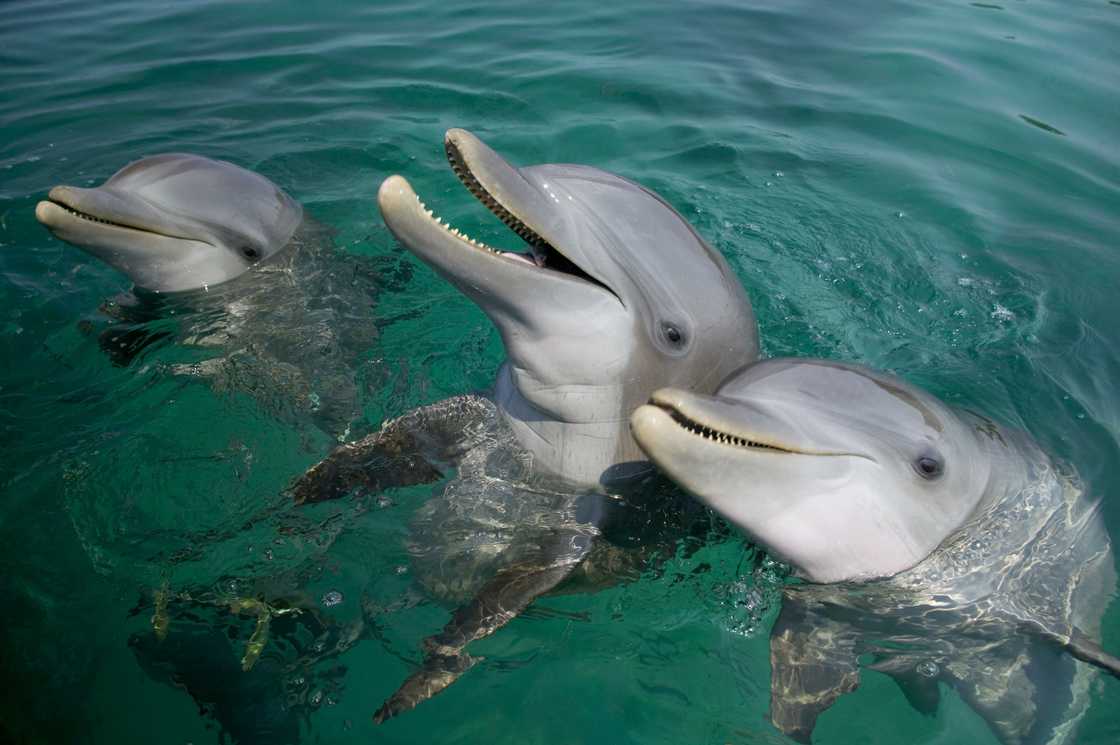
[916, 660, 939, 678]
[322, 590, 344, 607]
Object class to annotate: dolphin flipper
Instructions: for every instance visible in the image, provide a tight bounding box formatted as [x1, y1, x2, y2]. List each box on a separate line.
[374, 531, 592, 723]
[866, 656, 942, 717]
[291, 394, 495, 504]
[768, 593, 861, 744]
[946, 639, 1069, 745]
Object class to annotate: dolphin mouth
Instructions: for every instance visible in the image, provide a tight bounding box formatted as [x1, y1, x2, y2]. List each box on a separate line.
[36, 188, 201, 243]
[378, 130, 618, 300]
[644, 389, 868, 459]
[441, 137, 610, 292]
[649, 399, 798, 454]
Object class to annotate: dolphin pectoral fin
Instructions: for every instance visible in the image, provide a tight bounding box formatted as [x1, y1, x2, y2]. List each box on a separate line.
[1063, 627, 1120, 677]
[893, 672, 941, 717]
[1021, 620, 1120, 678]
[946, 635, 1078, 745]
[373, 652, 481, 724]
[768, 595, 861, 744]
[290, 394, 494, 504]
[290, 428, 443, 504]
[866, 657, 942, 717]
[373, 553, 585, 723]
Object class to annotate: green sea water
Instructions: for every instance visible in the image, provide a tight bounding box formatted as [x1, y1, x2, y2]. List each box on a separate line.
[2, 0, 1119, 742]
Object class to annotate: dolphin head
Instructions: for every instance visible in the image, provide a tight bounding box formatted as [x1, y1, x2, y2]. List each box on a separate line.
[631, 358, 996, 582]
[36, 154, 303, 293]
[378, 129, 757, 485]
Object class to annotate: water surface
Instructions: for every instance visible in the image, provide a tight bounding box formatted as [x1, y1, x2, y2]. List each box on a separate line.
[2, 1, 1119, 743]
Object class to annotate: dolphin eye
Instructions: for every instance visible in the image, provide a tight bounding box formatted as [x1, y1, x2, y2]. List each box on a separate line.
[915, 455, 943, 480]
[241, 246, 260, 261]
[662, 323, 685, 346]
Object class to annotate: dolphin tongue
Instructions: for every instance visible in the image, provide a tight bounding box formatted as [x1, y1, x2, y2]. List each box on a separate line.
[501, 252, 540, 267]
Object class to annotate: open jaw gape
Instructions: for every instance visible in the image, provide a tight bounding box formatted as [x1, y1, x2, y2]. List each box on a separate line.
[378, 129, 620, 308]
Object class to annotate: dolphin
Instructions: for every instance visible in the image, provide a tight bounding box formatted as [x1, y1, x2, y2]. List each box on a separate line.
[631, 358, 1118, 744]
[34, 153, 394, 435]
[291, 129, 759, 720]
[36, 153, 302, 293]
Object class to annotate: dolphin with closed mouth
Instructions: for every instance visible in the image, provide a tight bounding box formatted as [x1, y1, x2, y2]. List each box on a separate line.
[631, 358, 1119, 745]
[34, 153, 396, 436]
[291, 129, 759, 721]
[36, 153, 303, 293]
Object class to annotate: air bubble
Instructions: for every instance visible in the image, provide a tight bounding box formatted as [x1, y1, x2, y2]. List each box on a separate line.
[916, 661, 939, 678]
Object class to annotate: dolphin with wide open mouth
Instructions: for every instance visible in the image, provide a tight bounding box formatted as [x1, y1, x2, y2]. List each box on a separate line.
[291, 128, 759, 721]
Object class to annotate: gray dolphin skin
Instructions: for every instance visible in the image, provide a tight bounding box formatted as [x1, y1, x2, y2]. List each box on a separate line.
[631, 358, 1118, 745]
[35, 153, 389, 436]
[36, 153, 303, 293]
[292, 129, 759, 721]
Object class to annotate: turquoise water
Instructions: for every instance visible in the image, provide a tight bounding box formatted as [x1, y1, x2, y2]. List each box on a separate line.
[2, 0, 1119, 742]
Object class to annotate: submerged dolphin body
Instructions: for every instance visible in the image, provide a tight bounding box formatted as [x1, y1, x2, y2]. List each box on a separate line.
[293, 129, 759, 720]
[631, 358, 1118, 744]
[35, 153, 395, 435]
